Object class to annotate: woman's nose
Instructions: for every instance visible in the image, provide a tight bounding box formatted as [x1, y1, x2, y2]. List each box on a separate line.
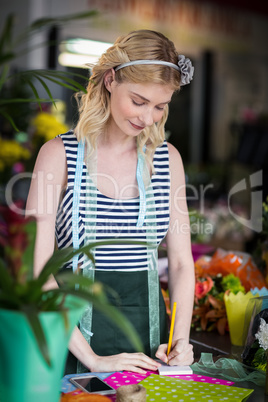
[140, 109, 154, 127]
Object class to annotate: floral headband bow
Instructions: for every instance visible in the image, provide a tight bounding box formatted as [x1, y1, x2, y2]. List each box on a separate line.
[177, 55, 194, 86]
[115, 54, 194, 86]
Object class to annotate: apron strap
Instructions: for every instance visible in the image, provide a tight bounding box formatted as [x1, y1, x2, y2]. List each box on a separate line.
[72, 139, 85, 273]
[145, 181, 160, 356]
[148, 267, 160, 355]
[136, 149, 146, 227]
[74, 141, 97, 373]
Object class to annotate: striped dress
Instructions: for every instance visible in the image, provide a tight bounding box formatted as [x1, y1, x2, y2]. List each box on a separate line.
[55, 131, 171, 373]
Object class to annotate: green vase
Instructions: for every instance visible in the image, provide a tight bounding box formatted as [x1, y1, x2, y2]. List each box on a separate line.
[0, 296, 87, 402]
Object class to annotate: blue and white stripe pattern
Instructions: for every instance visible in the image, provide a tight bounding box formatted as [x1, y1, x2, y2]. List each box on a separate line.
[55, 131, 170, 272]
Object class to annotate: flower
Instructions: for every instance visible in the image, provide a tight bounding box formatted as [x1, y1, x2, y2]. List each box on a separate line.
[0, 203, 35, 282]
[195, 276, 214, 300]
[0, 138, 30, 172]
[31, 111, 69, 142]
[192, 253, 248, 335]
[255, 318, 268, 350]
[221, 273, 245, 294]
[178, 54, 194, 86]
[263, 197, 268, 237]
[254, 314, 268, 395]
[192, 293, 227, 335]
[192, 272, 230, 335]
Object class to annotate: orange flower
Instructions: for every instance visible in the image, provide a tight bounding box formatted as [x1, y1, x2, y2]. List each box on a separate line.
[192, 294, 228, 334]
[195, 276, 214, 300]
[161, 288, 171, 316]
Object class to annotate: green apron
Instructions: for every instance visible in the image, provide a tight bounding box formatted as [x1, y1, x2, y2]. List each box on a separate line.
[64, 141, 169, 375]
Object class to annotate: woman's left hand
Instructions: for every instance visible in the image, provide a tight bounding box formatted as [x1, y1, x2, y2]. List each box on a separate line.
[155, 338, 194, 365]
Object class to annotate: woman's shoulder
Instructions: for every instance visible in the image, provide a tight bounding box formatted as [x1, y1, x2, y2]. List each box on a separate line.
[166, 142, 182, 160]
[39, 135, 66, 159]
[34, 136, 67, 183]
[39, 130, 78, 158]
[154, 141, 182, 164]
[166, 142, 185, 175]
[57, 130, 77, 141]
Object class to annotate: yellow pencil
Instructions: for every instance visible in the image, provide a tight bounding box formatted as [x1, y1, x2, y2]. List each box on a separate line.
[167, 302, 177, 357]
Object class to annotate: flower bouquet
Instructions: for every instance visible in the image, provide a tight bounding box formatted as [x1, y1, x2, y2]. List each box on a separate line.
[242, 296, 268, 394]
[192, 249, 267, 335]
[192, 269, 244, 335]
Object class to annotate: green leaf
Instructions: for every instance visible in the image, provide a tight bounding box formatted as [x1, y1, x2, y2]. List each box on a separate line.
[56, 272, 121, 306]
[0, 258, 13, 292]
[30, 74, 82, 92]
[29, 11, 99, 31]
[39, 240, 149, 289]
[14, 11, 98, 47]
[0, 52, 15, 66]
[23, 79, 42, 110]
[0, 260, 24, 309]
[0, 98, 52, 106]
[9, 69, 87, 94]
[0, 109, 19, 131]
[55, 271, 95, 290]
[21, 220, 37, 281]
[0, 64, 10, 92]
[32, 75, 55, 106]
[37, 247, 86, 287]
[0, 14, 14, 54]
[37, 292, 63, 311]
[47, 287, 144, 353]
[22, 306, 51, 367]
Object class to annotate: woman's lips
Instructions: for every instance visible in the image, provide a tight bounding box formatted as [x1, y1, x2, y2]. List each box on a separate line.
[130, 121, 145, 130]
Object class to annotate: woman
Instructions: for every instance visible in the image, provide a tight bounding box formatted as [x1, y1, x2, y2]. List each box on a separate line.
[26, 29, 195, 374]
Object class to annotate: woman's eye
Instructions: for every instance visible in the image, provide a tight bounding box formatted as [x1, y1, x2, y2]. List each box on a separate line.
[156, 106, 164, 111]
[132, 100, 143, 107]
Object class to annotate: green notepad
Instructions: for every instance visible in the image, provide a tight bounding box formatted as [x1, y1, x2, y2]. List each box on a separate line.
[139, 374, 254, 401]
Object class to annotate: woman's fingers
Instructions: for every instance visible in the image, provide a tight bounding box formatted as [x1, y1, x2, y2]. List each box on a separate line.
[168, 340, 194, 365]
[91, 352, 161, 373]
[155, 339, 194, 366]
[120, 352, 161, 371]
[155, 343, 168, 363]
[89, 341, 193, 374]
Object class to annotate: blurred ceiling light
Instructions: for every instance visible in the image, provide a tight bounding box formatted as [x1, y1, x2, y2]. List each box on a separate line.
[58, 38, 112, 68]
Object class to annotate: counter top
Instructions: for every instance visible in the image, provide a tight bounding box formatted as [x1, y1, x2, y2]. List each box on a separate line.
[190, 330, 268, 402]
[62, 331, 267, 400]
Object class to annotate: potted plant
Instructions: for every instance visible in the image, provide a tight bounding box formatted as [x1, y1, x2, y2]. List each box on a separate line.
[0, 205, 143, 402]
[0, 10, 99, 132]
[0, 10, 98, 198]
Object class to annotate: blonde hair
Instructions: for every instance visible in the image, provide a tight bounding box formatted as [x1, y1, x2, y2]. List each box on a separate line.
[75, 30, 181, 162]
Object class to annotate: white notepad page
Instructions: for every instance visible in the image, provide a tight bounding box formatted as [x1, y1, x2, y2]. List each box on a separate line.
[158, 364, 193, 375]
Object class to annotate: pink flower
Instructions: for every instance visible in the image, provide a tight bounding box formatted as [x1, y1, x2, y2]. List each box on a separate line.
[195, 276, 214, 300]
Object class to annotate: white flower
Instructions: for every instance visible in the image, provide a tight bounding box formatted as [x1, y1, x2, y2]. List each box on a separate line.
[178, 55, 194, 86]
[255, 318, 268, 350]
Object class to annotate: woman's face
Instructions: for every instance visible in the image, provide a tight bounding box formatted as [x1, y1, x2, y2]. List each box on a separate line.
[106, 74, 174, 139]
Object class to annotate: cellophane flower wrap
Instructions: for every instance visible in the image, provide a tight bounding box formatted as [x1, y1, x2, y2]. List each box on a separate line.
[192, 249, 266, 335]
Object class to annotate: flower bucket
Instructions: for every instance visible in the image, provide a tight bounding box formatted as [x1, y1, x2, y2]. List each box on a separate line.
[224, 291, 258, 346]
[0, 296, 87, 402]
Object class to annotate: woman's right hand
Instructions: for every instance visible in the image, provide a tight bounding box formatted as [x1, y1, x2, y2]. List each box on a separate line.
[89, 352, 161, 374]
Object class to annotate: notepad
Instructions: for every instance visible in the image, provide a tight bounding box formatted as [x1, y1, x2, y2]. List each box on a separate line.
[158, 364, 193, 375]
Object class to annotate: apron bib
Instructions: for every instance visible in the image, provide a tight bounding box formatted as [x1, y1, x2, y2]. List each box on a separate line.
[69, 140, 168, 374]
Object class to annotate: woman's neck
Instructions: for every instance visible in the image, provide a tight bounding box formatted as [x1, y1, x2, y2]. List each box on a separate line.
[99, 128, 137, 154]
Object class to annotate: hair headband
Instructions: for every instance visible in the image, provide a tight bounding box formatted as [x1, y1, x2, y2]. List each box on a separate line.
[114, 54, 194, 86]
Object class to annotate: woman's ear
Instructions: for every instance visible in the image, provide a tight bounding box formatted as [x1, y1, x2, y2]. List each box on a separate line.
[104, 69, 115, 92]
